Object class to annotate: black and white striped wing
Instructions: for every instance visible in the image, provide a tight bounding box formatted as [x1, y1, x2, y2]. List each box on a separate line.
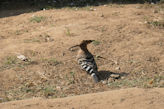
[78, 57, 99, 83]
[78, 57, 97, 74]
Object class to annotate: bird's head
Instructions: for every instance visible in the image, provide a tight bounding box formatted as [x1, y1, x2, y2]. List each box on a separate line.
[68, 40, 95, 51]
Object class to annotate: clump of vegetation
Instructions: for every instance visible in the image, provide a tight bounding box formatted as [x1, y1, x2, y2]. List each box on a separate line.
[24, 34, 54, 43]
[92, 40, 100, 46]
[24, 38, 41, 43]
[147, 20, 164, 28]
[4, 56, 17, 66]
[0, 55, 34, 71]
[108, 75, 164, 88]
[159, 0, 164, 3]
[30, 16, 46, 23]
[65, 28, 75, 37]
[65, 28, 71, 36]
[43, 87, 56, 97]
[65, 71, 76, 85]
[42, 58, 61, 66]
[47, 58, 61, 66]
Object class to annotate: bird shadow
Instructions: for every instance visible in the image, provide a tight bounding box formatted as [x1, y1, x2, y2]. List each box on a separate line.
[98, 70, 129, 81]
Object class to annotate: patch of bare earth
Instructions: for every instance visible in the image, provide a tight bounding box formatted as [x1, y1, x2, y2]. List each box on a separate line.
[0, 3, 164, 105]
[0, 88, 164, 109]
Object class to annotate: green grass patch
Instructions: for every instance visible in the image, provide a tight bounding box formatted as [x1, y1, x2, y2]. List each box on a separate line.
[92, 40, 100, 46]
[24, 38, 41, 43]
[41, 58, 61, 66]
[0, 55, 34, 71]
[30, 16, 46, 23]
[43, 87, 56, 97]
[4, 56, 17, 66]
[65, 28, 75, 37]
[108, 75, 164, 88]
[147, 20, 164, 28]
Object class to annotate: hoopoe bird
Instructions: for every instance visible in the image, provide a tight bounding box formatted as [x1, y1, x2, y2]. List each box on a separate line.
[69, 40, 99, 83]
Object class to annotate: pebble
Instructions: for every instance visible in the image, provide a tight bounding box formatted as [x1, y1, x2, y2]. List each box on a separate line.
[159, 80, 164, 87]
[17, 54, 28, 61]
[100, 14, 104, 17]
[108, 78, 114, 82]
[159, 71, 164, 76]
[25, 82, 36, 87]
[0, 98, 3, 102]
[90, 8, 96, 11]
[56, 86, 61, 90]
[144, 21, 148, 24]
[102, 80, 107, 84]
[153, 10, 158, 13]
[115, 67, 120, 70]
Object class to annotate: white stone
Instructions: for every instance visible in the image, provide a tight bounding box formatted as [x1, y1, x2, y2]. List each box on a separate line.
[17, 55, 28, 61]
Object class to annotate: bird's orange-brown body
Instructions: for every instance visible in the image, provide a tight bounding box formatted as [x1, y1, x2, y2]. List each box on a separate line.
[70, 40, 99, 83]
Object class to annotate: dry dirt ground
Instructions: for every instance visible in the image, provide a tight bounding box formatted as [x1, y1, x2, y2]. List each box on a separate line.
[0, 3, 164, 107]
[0, 88, 164, 109]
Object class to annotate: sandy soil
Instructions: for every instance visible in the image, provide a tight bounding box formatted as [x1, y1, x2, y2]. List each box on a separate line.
[0, 88, 164, 109]
[0, 3, 164, 106]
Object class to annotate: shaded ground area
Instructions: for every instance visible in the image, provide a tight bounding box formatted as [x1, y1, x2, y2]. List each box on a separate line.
[0, 0, 158, 18]
[0, 0, 114, 18]
[0, 88, 164, 109]
[0, 3, 164, 102]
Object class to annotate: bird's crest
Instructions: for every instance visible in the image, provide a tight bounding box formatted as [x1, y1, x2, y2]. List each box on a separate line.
[69, 40, 95, 51]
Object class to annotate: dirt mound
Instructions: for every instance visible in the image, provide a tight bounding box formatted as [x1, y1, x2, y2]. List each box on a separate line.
[0, 88, 164, 109]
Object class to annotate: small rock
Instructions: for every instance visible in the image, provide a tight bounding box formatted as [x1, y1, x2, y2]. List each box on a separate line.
[136, 6, 141, 9]
[115, 67, 120, 70]
[104, 5, 107, 7]
[41, 26, 44, 29]
[159, 80, 164, 87]
[90, 8, 96, 11]
[17, 54, 28, 61]
[144, 21, 148, 24]
[62, 52, 65, 56]
[100, 14, 104, 17]
[153, 10, 158, 13]
[25, 82, 36, 87]
[102, 80, 107, 84]
[113, 60, 118, 65]
[7, 95, 13, 100]
[56, 86, 61, 90]
[159, 71, 164, 76]
[108, 78, 114, 82]
[0, 98, 3, 103]
[90, 8, 93, 11]
[121, 76, 125, 79]
[44, 35, 54, 42]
